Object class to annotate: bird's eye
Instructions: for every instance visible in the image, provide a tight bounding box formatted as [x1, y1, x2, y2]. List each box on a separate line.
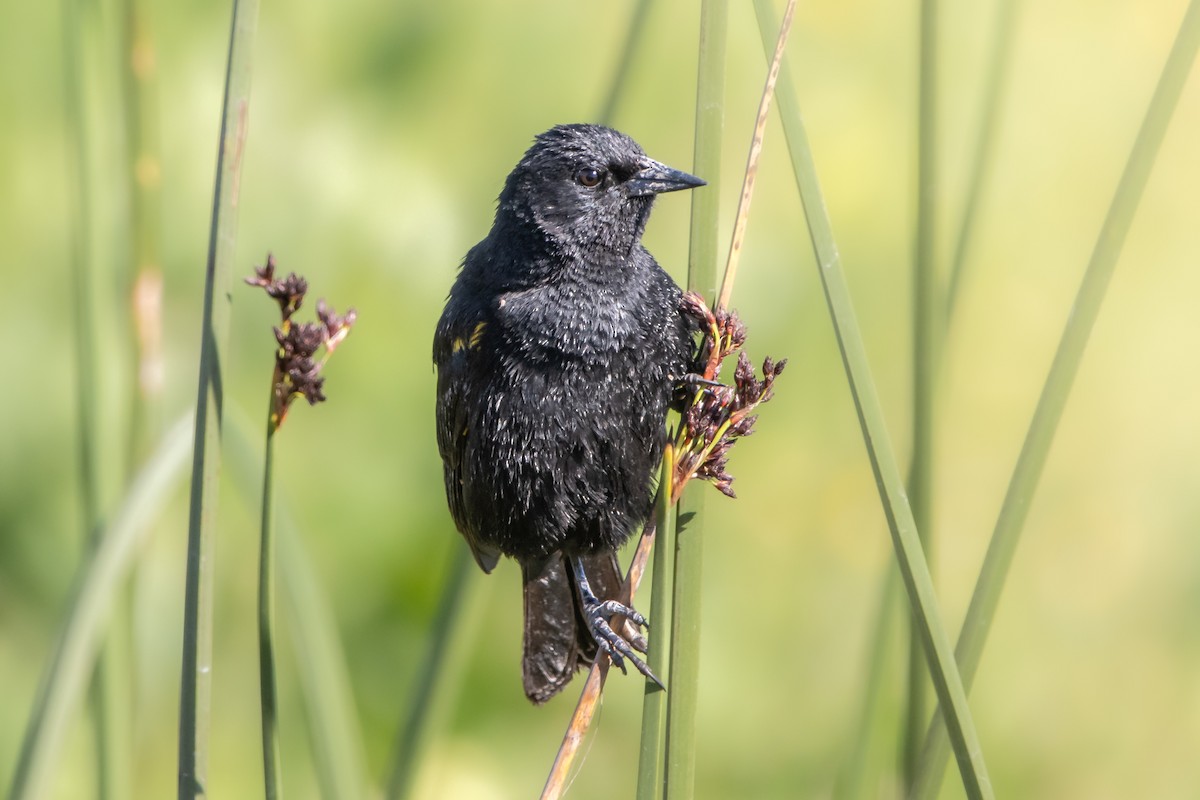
[575, 166, 604, 187]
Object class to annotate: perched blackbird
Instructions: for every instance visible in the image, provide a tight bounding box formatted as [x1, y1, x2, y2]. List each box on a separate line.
[433, 124, 704, 703]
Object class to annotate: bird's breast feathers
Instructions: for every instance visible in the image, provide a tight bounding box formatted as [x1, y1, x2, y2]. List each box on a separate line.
[492, 277, 656, 361]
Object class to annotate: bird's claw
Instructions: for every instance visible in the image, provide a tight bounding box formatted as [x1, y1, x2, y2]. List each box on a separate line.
[582, 598, 665, 691]
[571, 556, 666, 691]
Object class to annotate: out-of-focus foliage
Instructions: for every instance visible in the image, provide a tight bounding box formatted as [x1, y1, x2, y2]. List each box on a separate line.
[2, 1, 1198, 797]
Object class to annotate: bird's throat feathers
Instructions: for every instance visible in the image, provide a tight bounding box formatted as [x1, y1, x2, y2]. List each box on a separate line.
[485, 207, 650, 294]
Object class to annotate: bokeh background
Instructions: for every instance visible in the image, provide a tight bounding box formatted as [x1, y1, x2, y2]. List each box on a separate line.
[3, 0, 1199, 797]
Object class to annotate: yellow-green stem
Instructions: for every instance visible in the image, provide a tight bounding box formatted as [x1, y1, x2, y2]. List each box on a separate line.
[258, 420, 282, 799]
[905, 0, 940, 784]
[636, 445, 677, 799]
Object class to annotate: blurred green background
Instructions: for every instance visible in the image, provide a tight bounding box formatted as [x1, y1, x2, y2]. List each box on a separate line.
[3, 0, 1199, 797]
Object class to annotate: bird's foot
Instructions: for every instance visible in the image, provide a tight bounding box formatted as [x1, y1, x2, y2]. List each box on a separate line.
[581, 597, 664, 689]
[571, 558, 665, 691]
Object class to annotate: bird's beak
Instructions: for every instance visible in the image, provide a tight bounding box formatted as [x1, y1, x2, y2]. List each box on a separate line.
[625, 160, 706, 197]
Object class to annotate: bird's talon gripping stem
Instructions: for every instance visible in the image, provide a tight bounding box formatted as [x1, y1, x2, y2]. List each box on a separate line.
[571, 556, 665, 691]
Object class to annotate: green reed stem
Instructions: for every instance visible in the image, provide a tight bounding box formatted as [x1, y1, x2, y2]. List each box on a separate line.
[636, 447, 677, 799]
[258, 421, 282, 799]
[904, 0, 940, 784]
[663, 3, 726, 796]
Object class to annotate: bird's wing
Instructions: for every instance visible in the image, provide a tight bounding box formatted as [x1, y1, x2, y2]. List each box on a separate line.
[433, 303, 501, 573]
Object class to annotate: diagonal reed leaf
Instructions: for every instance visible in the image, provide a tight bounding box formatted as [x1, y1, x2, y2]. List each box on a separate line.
[840, 2, 1024, 792]
[911, 2, 1200, 795]
[8, 415, 194, 800]
[751, 1, 993, 797]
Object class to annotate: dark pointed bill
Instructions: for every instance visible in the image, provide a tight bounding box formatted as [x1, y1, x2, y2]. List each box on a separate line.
[626, 160, 707, 197]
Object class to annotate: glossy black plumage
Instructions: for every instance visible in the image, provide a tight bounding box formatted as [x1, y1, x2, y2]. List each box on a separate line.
[433, 124, 702, 702]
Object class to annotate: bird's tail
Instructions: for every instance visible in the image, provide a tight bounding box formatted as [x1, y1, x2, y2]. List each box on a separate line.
[521, 550, 623, 704]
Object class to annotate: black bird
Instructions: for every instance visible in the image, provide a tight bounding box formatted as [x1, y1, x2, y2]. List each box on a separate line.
[433, 124, 704, 703]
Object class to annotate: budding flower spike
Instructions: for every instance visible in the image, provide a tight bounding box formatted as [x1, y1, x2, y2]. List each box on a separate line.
[246, 253, 357, 430]
[246, 253, 358, 796]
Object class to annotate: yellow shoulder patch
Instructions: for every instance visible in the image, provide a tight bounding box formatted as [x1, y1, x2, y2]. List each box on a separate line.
[469, 321, 487, 348]
[453, 321, 487, 354]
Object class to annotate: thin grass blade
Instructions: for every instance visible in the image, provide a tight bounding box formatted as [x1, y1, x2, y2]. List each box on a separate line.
[177, 1, 261, 795]
[830, 1, 1023, 790]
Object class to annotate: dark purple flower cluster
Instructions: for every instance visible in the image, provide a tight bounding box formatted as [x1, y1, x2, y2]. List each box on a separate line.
[675, 291, 786, 499]
[246, 253, 356, 429]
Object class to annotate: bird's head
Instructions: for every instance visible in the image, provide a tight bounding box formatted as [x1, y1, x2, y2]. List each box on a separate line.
[497, 124, 705, 260]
